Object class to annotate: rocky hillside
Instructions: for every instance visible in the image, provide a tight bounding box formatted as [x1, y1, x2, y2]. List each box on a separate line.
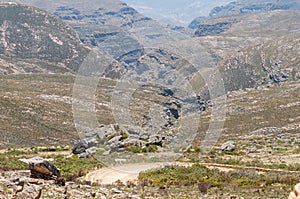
[1, 0, 190, 71]
[0, 3, 89, 74]
[155, 10, 300, 94]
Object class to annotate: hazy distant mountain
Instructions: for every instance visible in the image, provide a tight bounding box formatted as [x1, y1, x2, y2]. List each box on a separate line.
[189, 0, 300, 29]
[209, 0, 300, 18]
[122, 0, 233, 26]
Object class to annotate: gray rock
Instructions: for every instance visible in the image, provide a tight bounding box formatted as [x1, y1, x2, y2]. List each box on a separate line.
[79, 147, 99, 158]
[148, 135, 164, 147]
[102, 150, 111, 156]
[220, 141, 235, 152]
[123, 138, 147, 147]
[85, 138, 98, 148]
[107, 136, 122, 144]
[294, 138, 300, 145]
[72, 141, 87, 155]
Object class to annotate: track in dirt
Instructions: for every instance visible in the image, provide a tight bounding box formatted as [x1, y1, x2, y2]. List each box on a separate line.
[85, 162, 300, 185]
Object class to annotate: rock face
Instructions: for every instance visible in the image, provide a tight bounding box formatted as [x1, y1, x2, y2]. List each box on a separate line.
[188, 16, 208, 29]
[19, 157, 60, 180]
[0, 3, 89, 74]
[194, 19, 238, 37]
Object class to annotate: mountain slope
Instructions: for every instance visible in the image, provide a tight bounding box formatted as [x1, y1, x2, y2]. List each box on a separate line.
[189, 0, 300, 29]
[0, 2, 89, 74]
[148, 10, 300, 95]
[1, 0, 190, 66]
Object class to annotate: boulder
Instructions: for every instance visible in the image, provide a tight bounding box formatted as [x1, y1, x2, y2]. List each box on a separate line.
[148, 135, 164, 147]
[19, 157, 60, 180]
[123, 138, 147, 147]
[220, 141, 235, 152]
[72, 141, 87, 154]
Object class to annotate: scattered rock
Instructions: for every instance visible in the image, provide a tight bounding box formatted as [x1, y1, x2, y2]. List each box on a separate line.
[14, 184, 42, 199]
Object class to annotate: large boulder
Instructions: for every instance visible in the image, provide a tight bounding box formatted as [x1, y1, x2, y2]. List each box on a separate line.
[19, 157, 60, 180]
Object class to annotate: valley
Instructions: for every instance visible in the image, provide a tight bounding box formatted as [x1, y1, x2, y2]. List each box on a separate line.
[0, 0, 298, 198]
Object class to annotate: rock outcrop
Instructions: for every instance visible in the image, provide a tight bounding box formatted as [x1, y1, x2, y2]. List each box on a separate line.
[220, 141, 235, 152]
[194, 19, 238, 37]
[19, 157, 60, 180]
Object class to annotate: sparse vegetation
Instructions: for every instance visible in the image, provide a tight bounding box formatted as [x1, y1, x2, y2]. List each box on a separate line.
[138, 163, 299, 198]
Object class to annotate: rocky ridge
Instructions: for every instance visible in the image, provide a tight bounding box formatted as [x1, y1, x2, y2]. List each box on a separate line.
[0, 0, 190, 72]
[189, 0, 300, 29]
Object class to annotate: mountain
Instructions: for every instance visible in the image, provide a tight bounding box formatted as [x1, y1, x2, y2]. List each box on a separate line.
[189, 0, 300, 29]
[185, 10, 300, 92]
[0, 2, 89, 74]
[122, 0, 233, 26]
[0, 0, 190, 69]
[209, 0, 300, 18]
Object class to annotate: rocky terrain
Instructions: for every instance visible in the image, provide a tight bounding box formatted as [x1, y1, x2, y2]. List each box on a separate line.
[0, 3, 89, 74]
[0, 169, 141, 199]
[0, 0, 190, 68]
[0, 0, 298, 198]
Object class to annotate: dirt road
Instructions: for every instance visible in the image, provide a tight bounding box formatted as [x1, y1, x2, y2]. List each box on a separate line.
[85, 162, 300, 185]
[85, 162, 171, 185]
